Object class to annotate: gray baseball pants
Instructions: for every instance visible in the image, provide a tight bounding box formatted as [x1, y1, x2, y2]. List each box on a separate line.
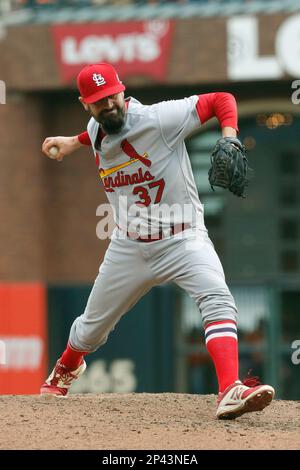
[69, 228, 238, 352]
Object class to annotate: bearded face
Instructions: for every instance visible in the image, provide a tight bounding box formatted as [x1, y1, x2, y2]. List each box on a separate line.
[95, 102, 126, 134]
[83, 93, 126, 135]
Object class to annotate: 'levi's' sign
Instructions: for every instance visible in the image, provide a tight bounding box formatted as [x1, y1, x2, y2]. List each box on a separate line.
[52, 21, 174, 83]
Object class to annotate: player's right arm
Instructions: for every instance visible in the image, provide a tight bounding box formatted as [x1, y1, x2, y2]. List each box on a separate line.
[42, 132, 91, 161]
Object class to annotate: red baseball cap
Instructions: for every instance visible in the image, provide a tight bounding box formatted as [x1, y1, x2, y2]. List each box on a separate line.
[77, 63, 126, 104]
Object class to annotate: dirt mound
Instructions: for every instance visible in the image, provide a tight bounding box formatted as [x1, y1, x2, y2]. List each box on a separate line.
[0, 394, 299, 450]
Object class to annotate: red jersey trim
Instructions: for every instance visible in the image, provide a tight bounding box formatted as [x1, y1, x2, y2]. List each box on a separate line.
[78, 131, 91, 145]
[196, 92, 239, 132]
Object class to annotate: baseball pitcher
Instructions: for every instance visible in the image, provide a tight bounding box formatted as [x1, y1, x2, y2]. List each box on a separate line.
[41, 63, 274, 419]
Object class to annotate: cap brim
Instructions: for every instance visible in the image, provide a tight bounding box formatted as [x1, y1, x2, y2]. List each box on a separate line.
[83, 84, 126, 104]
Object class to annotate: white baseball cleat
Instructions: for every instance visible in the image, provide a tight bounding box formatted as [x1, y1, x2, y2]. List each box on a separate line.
[216, 379, 275, 420]
[40, 358, 86, 397]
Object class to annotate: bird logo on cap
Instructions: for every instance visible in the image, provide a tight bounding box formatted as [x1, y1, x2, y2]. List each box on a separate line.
[93, 73, 106, 87]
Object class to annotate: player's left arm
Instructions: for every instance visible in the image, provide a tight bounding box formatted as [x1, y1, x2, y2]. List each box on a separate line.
[196, 92, 238, 139]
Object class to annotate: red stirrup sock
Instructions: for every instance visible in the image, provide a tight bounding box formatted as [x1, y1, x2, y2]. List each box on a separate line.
[60, 342, 88, 370]
[204, 320, 239, 393]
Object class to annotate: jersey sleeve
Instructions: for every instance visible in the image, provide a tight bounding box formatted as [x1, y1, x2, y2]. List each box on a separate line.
[196, 92, 239, 132]
[154, 95, 200, 149]
[78, 131, 91, 146]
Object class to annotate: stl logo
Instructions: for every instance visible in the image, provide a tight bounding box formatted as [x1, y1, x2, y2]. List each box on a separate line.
[0, 80, 5, 104]
[93, 73, 106, 87]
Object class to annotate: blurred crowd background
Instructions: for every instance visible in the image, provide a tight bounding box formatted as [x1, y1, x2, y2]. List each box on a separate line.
[0, 0, 300, 399]
[2, 0, 287, 9]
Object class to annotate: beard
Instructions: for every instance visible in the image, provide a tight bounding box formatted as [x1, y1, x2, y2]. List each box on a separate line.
[94, 105, 126, 134]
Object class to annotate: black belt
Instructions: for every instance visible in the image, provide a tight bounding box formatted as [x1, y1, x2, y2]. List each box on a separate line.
[126, 223, 191, 242]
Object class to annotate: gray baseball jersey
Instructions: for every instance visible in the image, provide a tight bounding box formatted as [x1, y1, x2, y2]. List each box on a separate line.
[69, 96, 238, 353]
[87, 96, 204, 236]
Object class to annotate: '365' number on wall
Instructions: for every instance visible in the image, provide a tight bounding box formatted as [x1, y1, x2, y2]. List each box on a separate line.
[70, 359, 137, 393]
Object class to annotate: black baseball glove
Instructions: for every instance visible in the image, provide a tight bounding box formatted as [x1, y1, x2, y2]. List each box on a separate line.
[208, 137, 249, 198]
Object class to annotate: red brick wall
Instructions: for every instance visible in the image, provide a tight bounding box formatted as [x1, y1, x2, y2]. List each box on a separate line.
[0, 95, 45, 281]
[0, 93, 109, 282]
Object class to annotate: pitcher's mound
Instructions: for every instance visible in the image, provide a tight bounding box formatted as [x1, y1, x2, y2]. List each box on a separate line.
[0, 393, 299, 450]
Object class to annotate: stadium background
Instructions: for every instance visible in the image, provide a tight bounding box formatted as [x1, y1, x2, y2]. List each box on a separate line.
[0, 0, 299, 400]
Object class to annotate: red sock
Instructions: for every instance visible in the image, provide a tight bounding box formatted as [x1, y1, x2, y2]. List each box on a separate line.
[60, 342, 88, 370]
[204, 320, 239, 393]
